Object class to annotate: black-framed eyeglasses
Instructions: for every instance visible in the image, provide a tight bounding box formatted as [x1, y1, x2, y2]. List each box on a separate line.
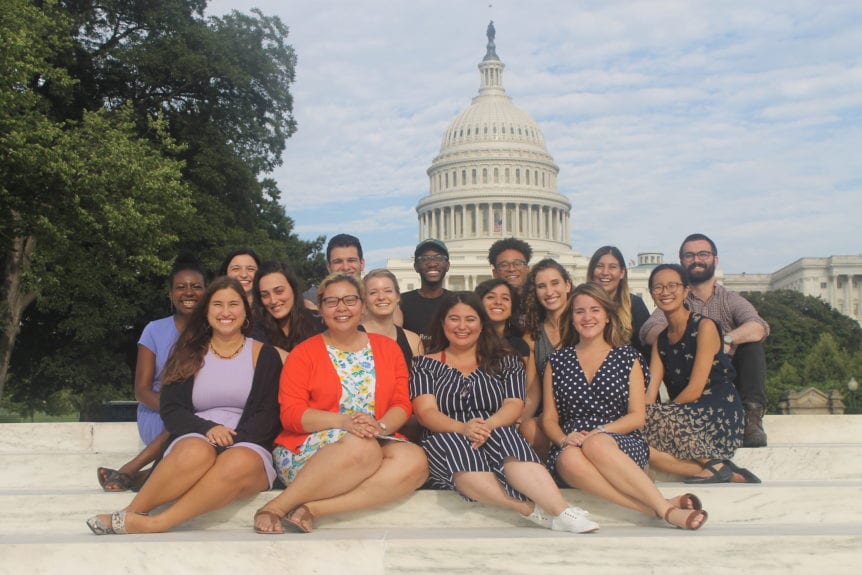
[321, 295, 362, 308]
[650, 282, 684, 295]
[416, 255, 449, 264]
[495, 259, 528, 271]
[681, 251, 714, 261]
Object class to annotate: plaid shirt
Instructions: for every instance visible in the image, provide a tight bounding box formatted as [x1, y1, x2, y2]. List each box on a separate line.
[641, 282, 769, 355]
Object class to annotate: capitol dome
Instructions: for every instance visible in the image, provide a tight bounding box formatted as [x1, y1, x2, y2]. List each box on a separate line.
[417, 22, 572, 255]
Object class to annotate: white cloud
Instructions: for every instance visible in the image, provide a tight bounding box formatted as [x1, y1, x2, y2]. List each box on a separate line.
[208, 0, 862, 273]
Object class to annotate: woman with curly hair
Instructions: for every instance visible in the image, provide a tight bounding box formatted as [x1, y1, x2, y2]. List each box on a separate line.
[518, 259, 573, 455]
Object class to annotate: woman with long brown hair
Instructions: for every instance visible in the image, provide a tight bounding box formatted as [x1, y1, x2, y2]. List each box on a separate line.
[87, 277, 284, 534]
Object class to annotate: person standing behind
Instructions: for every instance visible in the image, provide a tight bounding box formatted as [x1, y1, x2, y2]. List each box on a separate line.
[488, 237, 533, 295]
[640, 233, 769, 447]
[303, 234, 366, 308]
[400, 239, 451, 343]
[587, 246, 650, 358]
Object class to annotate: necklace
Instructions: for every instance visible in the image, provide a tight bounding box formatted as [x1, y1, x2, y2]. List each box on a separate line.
[209, 338, 245, 360]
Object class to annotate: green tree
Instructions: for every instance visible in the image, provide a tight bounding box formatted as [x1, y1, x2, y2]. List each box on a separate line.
[745, 290, 862, 411]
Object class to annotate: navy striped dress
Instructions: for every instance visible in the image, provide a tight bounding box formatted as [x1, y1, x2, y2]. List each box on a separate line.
[410, 354, 541, 501]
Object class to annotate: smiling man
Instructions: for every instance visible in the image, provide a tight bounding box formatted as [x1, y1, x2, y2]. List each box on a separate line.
[400, 239, 451, 342]
[640, 233, 770, 448]
[489, 238, 533, 294]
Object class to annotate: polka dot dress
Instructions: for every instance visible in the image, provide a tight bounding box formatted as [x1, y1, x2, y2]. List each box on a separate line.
[546, 346, 649, 471]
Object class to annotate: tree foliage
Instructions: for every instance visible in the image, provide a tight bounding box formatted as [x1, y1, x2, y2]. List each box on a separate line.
[745, 290, 862, 409]
[1, 0, 324, 411]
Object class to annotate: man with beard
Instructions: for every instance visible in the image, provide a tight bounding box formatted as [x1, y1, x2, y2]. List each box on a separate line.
[400, 239, 451, 343]
[641, 233, 769, 448]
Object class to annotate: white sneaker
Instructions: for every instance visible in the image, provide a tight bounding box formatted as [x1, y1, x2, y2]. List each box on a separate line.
[520, 503, 553, 528]
[551, 506, 600, 533]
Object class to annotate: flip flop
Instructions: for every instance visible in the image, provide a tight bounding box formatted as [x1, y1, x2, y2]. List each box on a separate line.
[282, 504, 314, 534]
[683, 459, 732, 484]
[97, 467, 132, 492]
[724, 459, 762, 484]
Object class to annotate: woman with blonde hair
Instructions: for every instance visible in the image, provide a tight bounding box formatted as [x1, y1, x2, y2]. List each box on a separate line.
[362, 268, 423, 364]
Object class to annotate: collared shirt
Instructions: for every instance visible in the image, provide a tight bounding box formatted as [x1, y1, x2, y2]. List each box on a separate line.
[640, 282, 769, 355]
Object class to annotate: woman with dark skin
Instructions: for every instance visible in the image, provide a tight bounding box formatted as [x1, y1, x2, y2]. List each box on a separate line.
[97, 255, 206, 491]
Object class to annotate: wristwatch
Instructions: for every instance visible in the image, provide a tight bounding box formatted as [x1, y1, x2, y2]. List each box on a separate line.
[378, 421, 389, 435]
[723, 335, 734, 346]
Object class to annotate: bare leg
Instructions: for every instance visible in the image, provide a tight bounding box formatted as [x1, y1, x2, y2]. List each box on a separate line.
[556, 445, 652, 514]
[254, 435, 383, 532]
[648, 449, 705, 477]
[118, 431, 168, 475]
[306, 441, 428, 519]
[501, 459, 569, 516]
[580, 434, 700, 524]
[518, 417, 550, 460]
[124, 447, 268, 533]
[453, 471, 533, 516]
[125, 437, 216, 513]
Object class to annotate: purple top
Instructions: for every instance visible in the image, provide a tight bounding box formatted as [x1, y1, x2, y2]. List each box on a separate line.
[136, 316, 181, 443]
[193, 338, 255, 429]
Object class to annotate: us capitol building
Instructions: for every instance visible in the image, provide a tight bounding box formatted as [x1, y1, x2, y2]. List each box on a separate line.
[387, 23, 862, 324]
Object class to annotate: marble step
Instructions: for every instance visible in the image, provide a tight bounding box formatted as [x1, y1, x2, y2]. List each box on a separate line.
[2, 416, 861, 454]
[4, 441, 861, 491]
[1, 482, 859, 535]
[1, 525, 861, 575]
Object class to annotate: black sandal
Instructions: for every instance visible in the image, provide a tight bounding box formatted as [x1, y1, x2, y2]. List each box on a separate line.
[724, 459, 762, 483]
[683, 458, 732, 484]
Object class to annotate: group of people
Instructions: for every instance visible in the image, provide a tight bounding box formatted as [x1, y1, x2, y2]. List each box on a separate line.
[88, 231, 767, 536]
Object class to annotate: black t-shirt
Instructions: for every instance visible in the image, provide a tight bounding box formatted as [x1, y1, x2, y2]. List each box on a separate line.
[400, 289, 450, 342]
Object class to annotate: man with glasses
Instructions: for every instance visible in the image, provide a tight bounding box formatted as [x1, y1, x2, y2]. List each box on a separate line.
[641, 233, 770, 447]
[303, 234, 366, 308]
[400, 239, 451, 342]
[488, 238, 533, 294]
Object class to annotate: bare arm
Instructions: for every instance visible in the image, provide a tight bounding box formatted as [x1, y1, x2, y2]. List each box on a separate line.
[521, 336, 541, 420]
[674, 319, 721, 404]
[539, 365, 567, 448]
[133, 345, 160, 412]
[645, 344, 664, 404]
[725, 320, 767, 350]
[412, 394, 466, 434]
[639, 307, 668, 346]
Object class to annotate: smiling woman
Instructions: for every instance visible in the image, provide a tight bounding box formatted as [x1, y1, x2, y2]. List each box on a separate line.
[252, 261, 321, 352]
[87, 277, 284, 535]
[219, 248, 261, 303]
[252, 273, 428, 534]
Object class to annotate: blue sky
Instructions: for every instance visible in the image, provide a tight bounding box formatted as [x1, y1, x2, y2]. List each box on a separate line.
[207, 0, 862, 273]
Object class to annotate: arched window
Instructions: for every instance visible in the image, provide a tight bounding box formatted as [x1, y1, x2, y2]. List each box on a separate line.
[493, 167, 499, 183]
[505, 168, 510, 183]
[462, 170, 467, 186]
[482, 168, 488, 184]
[515, 169, 520, 184]
[472, 169, 477, 185]
[445, 173, 449, 189]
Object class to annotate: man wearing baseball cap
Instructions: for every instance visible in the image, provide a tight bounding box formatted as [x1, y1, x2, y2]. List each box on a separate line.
[400, 239, 451, 342]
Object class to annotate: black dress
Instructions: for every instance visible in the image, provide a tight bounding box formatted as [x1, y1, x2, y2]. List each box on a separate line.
[546, 346, 650, 471]
[410, 354, 541, 501]
[643, 313, 744, 460]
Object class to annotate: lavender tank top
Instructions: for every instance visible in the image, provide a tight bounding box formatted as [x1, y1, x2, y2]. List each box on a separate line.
[193, 338, 254, 429]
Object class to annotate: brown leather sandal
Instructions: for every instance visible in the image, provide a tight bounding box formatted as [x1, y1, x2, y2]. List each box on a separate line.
[664, 507, 708, 530]
[283, 504, 314, 533]
[678, 493, 703, 511]
[253, 508, 286, 534]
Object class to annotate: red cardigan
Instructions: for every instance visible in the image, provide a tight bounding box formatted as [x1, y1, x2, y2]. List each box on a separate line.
[274, 332, 412, 452]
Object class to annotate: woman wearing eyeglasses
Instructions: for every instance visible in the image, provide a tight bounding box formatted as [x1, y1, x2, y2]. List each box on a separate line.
[253, 273, 428, 533]
[643, 264, 751, 484]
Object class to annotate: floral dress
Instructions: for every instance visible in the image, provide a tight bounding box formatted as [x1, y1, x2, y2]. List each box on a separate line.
[643, 313, 744, 460]
[273, 344, 376, 484]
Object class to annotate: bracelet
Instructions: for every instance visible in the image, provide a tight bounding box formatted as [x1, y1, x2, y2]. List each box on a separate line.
[596, 425, 608, 433]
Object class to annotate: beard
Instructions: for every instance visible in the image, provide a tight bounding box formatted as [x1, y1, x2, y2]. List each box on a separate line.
[686, 260, 715, 284]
